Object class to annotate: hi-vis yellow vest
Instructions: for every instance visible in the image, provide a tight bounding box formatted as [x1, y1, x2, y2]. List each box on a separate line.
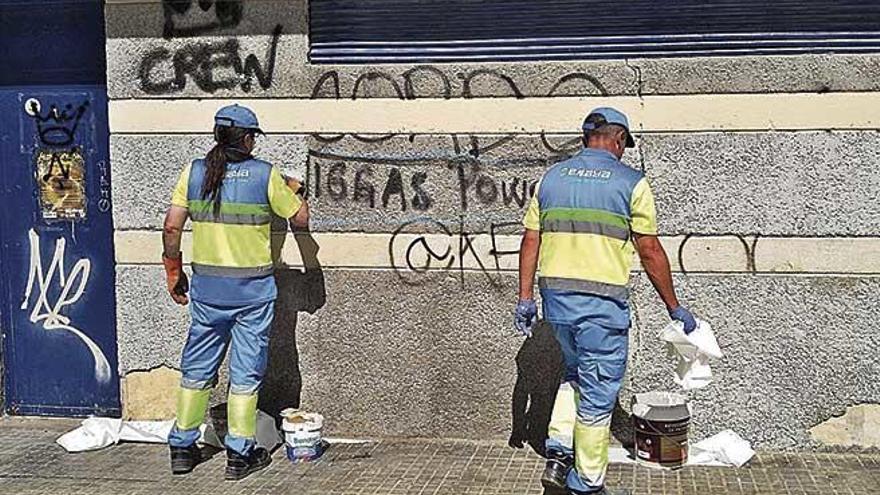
[523, 149, 657, 301]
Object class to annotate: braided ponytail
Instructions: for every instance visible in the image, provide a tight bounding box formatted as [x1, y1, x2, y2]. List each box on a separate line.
[202, 125, 253, 213]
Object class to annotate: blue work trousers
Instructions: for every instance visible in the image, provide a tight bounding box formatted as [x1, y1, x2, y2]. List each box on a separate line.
[167, 299, 275, 455]
[545, 320, 629, 494]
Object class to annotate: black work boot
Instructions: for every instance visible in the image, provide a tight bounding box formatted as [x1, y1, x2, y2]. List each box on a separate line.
[225, 447, 271, 481]
[170, 445, 202, 475]
[541, 452, 573, 490]
[567, 487, 632, 495]
[590, 488, 632, 495]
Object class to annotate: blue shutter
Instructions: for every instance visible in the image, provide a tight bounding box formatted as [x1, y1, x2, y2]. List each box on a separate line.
[0, 0, 106, 85]
[309, 0, 880, 63]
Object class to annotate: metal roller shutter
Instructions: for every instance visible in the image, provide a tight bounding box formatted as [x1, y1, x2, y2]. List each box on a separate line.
[0, 0, 106, 85]
[309, 0, 880, 63]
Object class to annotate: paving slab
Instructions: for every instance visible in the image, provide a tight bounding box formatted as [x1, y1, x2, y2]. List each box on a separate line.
[0, 418, 878, 494]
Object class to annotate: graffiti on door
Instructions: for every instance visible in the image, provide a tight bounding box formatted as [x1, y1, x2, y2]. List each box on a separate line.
[19, 229, 111, 383]
[24, 97, 90, 220]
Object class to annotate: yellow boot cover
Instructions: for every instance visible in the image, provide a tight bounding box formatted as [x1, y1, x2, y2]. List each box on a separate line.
[227, 392, 259, 438]
[573, 421, 611, 487]
[176, 387, 211, 431]
[547, 382, 580, 449]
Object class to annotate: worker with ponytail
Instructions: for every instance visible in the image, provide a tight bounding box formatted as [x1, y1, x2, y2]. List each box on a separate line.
[161, 104, 309, 480]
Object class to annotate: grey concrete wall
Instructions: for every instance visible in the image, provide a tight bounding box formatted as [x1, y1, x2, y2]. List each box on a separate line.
[104, 0, 880, 100]
[105, 0, 880, 449]
[112, 132, 880, 235]
[115, 265, 880, 448]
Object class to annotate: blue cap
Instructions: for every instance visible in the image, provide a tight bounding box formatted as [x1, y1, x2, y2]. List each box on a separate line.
[214, 104, 264, 134]
[582, 107, 634, 148]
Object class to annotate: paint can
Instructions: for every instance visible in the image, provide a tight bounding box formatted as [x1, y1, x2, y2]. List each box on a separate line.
[632, 391, 691, 469]
[280, 408, 325, 463]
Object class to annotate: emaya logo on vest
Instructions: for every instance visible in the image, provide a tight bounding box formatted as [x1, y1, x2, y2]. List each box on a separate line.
[225, 169, 251, 180]
[560, 167, 613, 180]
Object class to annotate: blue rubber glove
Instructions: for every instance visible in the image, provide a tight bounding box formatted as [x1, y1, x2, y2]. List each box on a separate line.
[669, 306, 697, 335]
[514, 299, 538, 338]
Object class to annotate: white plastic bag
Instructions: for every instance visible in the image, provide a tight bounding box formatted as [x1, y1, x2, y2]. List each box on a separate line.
[659, 319, 722, 390]
[56, 417, 124, 453]
[121, 420, 176, 443]
[57, 417, 200, 453]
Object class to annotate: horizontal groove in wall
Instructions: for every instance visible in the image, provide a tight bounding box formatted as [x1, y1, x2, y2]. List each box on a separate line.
[116, 231, 880, 275]
[109, 92, 880, 134]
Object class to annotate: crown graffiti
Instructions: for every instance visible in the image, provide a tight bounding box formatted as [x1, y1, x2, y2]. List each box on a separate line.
[163, 0, 244, 38]
[28, 100, 89, 147]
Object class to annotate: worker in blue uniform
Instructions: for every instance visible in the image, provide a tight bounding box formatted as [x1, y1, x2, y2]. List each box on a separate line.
[516, 107, 697, 495]
[162, 104, 309, 480]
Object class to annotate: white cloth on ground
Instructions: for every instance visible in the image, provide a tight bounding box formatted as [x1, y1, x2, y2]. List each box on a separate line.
[689, 429, 756, 467]
[56, 411, 280, 453]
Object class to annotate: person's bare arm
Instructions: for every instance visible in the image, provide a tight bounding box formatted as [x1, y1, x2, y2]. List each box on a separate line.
[283, 176, 310, 230]
[162, 206, 189, 305]
[518, 229, 541, 300]
[633, 233, 679, 310]
[163, 206, 188, 258]
[289, 198, 310, 230]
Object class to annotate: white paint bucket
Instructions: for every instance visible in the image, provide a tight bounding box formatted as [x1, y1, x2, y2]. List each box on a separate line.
[280, 409, 325, 463]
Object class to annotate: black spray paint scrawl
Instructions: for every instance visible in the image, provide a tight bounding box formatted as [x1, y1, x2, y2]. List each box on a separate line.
[25, 98, 89, 221]
[162, 0, 244, 39]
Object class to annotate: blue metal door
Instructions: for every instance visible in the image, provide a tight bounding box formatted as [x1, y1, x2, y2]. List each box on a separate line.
[0, 0, 120, 416]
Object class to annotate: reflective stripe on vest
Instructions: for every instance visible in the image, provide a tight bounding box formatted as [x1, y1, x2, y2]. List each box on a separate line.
[191, 263, 275, 278]
[540, 208, 631, 242]
[188, 200, 272, 226]
[539, 276, 630, 300]
[541, 219, 630, 241]
[189, 200, 272, 225]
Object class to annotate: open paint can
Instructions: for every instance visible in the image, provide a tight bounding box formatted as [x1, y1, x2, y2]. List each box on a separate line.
[280, 408, 325, 463]
[632, 391, 691, 469]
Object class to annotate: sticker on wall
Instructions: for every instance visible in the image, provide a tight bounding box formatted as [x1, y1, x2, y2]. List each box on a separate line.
[35, 148, 87, 220]
[22, 95, 92, 221]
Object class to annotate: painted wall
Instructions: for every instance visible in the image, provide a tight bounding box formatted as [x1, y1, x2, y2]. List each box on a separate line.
[105, 0, 880, 449]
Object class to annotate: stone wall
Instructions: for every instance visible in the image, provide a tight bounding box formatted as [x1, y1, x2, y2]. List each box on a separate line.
[105, 0, 880, 449]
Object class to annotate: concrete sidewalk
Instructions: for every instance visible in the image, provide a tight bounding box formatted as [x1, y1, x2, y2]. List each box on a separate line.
[0, 418, 878, 495]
